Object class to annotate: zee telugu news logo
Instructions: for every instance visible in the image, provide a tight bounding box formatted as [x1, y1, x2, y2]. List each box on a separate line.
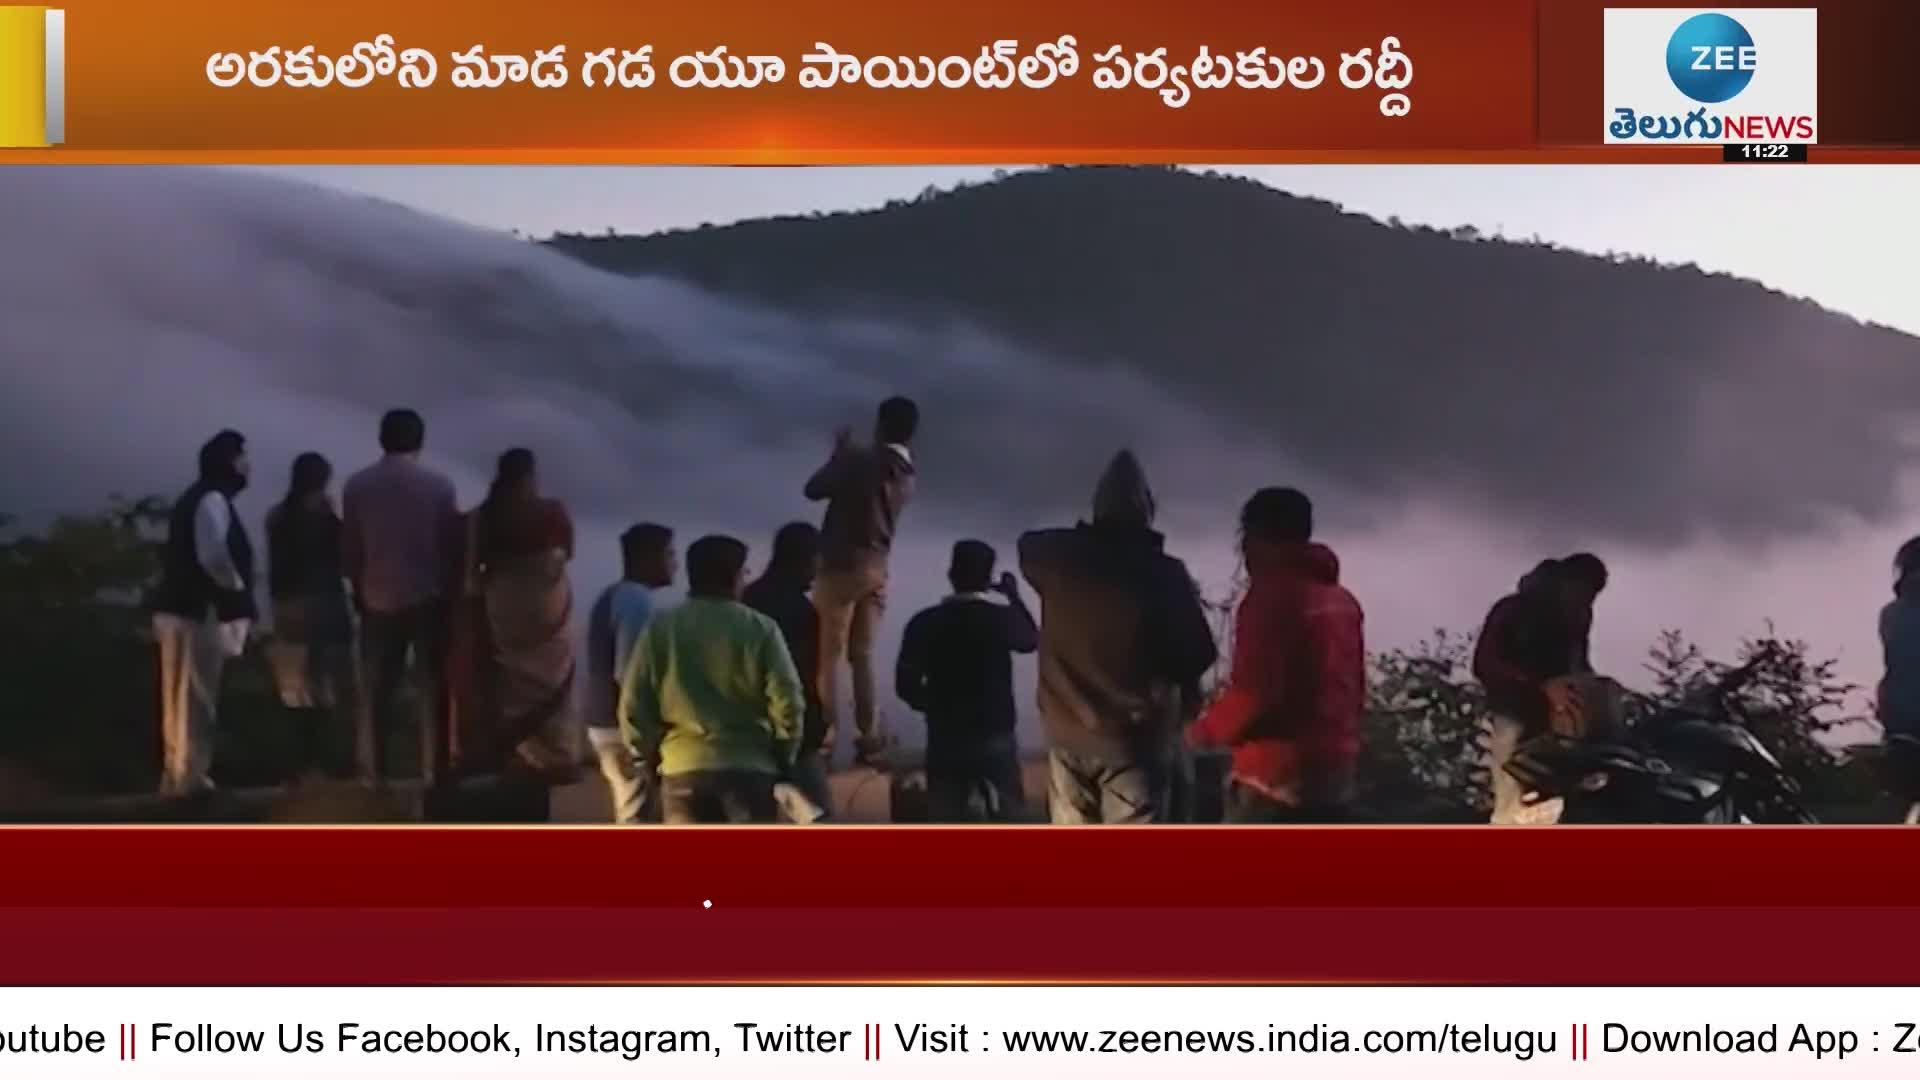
[1603, 8, 1818, 144]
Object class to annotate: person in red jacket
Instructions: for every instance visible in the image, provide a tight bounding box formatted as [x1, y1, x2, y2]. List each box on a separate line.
[1188, 488, 1365, 823]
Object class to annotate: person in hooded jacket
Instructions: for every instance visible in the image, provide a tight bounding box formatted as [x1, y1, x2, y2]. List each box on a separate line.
[1019, 450, 1218, 825]
[1188, 488, 1365, 823]
[1472, 553, 1608, 824]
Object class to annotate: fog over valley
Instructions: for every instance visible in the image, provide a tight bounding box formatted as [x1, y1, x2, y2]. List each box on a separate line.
[1, 165, 1912, 748]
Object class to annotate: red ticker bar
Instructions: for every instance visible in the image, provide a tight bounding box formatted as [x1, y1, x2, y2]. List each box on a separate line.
[0, 825, 1912, 908]
[5, 903, 1920, 985]
[2, 829, 1916, 983]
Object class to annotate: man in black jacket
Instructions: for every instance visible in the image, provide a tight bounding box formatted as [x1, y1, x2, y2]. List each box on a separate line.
[744, 522, 831, 817]
[149, 430, 256, 798]
[896, 540, 1039, 822]
[1019, 450, 1219, 825]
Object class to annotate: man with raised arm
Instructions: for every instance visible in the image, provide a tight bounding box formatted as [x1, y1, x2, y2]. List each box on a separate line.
[805, 396, 918, 769]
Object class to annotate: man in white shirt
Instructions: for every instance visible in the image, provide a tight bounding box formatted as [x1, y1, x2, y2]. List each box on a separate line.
[149, 430, 256, 798]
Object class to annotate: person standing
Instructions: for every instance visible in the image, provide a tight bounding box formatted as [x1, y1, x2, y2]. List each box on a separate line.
[466, 449, 581, 813]
[805, 397, 918, 769]
[1472, 553, 1609, 824]
[265, 452, 357, 781]
[895, 541, 1039, 822]
[743, 522, 832, 818]
[585, 523, 676, 824]
[620, 536, 806, 825]
[1879, 537, 1920, 823]
[342, 408, 458, 789]
[1188, 488, 1365, 823]
[149, 429, 256, 798]
[1019, 450, 1218, 825]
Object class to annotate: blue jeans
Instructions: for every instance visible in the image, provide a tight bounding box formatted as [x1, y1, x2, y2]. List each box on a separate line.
[928, 735, 1025, 822]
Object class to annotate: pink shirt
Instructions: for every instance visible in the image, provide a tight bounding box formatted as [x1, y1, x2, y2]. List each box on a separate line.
[342, 455, 459, 614]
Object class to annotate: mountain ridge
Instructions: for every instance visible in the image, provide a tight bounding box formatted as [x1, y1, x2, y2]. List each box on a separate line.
[543, 165, 1920, 547]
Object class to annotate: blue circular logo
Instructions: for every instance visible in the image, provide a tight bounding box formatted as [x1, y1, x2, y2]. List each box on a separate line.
[1666, 13, 1755, 103]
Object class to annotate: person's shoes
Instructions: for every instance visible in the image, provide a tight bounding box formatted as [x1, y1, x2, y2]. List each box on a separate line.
[173, 779, 217, 806]
[773, 782, 826, 824]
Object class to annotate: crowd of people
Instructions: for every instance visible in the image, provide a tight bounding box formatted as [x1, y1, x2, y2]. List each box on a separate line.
[146, 395, 1915, 826]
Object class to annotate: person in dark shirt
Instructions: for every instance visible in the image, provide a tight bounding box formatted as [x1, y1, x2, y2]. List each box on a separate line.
[265, 452, 356, 780]
[744, 522, 832, 817]
[1472, 553, 1608, 824]
[896, 540, 1039, 822]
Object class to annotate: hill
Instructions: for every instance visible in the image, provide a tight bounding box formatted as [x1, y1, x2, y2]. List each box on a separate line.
[547, 165, 1920, 547]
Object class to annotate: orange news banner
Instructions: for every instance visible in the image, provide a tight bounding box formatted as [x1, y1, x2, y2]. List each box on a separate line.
[0, 0, 1556, 162]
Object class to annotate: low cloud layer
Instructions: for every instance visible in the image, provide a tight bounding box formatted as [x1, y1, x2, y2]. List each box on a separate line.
[0, 166, 1906, 745]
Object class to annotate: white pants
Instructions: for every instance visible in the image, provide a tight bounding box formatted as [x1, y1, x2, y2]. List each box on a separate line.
[1486, 713, 1564, 825]
[587, 726, 649, 824]
[153, 614, 233, 796]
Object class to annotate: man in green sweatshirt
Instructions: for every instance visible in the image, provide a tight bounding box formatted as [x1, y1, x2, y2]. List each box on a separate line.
[619, 534, 807, 824]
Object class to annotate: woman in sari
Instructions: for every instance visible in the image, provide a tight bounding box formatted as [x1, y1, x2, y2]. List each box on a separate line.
[264, 452, 356, 781]
[440, 448, 580, 821]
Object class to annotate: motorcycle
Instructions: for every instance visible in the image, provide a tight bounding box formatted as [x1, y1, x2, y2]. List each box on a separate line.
[1503, 650, 1816, 824]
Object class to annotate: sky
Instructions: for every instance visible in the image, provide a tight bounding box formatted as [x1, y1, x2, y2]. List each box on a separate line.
[268, 164, 1918, 335]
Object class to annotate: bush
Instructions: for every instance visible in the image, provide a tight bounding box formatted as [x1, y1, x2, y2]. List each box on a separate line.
[1630, 628, 1876, 807]
[0, 498, 289, 795]
[1362, 631, 1492, 819]
[1360, 625, 1879, 817]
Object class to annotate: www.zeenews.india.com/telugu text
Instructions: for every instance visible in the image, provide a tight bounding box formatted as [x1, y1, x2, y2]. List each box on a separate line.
[992, 1024, 1552, 1058]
